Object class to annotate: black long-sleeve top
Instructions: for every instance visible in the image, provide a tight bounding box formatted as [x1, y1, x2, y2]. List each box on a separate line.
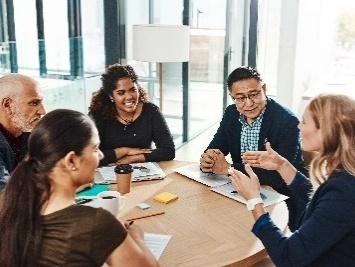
[89, 102, 175, 166]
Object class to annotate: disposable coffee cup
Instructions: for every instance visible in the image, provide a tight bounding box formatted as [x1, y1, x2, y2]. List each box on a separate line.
[115, 164, 134, 194]
[97, 191, 126, 216]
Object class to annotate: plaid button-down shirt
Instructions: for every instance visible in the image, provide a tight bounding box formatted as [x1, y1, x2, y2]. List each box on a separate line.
[239, 107, 266, 156]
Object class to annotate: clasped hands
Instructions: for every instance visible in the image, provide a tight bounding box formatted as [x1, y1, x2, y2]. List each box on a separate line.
[199, 149, 230, 174]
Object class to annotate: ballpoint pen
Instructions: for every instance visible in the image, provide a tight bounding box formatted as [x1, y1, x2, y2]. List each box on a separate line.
[95, 182, 117, 185]
[126, 211, 165, 221]
[76, 198, 93, 204]
[125, 220, 134, 229]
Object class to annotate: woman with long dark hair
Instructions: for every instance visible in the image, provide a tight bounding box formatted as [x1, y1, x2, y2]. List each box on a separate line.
[0, 109, 158, 267]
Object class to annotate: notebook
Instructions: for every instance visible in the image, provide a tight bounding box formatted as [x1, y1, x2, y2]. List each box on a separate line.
[95, 162, 166, 183]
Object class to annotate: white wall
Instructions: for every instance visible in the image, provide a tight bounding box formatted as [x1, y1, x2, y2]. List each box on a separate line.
[258, 0, 339, 116]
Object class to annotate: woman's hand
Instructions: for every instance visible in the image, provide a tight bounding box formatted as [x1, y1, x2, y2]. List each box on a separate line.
[114, 147, 153, 164]
[115, 147, 152, 157]
[241, 142, 297, 185]
[124, 221, 145, 240]
[126, 148, 152, 156]
[106, 220, 159, 266]
[229, 164, 261, 200]
[241, 142, 285, 171]
[75, 182, 93, 193]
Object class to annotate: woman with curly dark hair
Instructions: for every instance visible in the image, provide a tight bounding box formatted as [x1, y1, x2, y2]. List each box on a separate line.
[89, 64, 175, 165]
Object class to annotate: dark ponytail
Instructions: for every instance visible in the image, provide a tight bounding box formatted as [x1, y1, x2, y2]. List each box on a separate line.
[0, 158, 49, 266]
[0, 109, 95, 267]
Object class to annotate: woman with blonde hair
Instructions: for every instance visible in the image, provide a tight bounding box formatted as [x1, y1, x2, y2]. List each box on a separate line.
[229, 94, 355, 266]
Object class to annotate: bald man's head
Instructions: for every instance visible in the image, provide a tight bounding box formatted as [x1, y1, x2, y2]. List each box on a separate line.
[0, 74, 38, 98]
[0, 74, 46, 135]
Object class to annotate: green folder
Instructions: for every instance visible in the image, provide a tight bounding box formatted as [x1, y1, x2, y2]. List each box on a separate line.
[76, 184, 109, 199]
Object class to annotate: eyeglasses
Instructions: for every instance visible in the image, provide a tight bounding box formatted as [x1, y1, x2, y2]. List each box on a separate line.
[230, 90, 262, 104]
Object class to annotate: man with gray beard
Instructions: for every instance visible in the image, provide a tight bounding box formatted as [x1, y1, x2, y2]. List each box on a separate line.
[0, 74, 46, 190]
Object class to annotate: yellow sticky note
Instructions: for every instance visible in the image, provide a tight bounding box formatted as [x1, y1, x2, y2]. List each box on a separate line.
[154, 192, 178, 204]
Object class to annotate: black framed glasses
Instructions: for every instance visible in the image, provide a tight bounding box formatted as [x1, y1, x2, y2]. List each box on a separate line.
[230, 90, 262, 104]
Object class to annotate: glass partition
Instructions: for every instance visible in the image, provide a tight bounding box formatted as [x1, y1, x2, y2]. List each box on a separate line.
[188, 0, 226, 139]
[81, 0, 105, 74]
[13, 0, 39, 73]
[0, 42, 10, 72]
[0, 0, 251, 149]
[42, 0, 71, 75]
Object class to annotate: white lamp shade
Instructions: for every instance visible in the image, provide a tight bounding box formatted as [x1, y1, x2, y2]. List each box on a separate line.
[132, 24, 190, 63]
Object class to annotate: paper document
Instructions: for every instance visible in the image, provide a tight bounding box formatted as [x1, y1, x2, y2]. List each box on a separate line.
[96, 162, 165, 183]
[211, 182, 289, 207]
[175, 163, 288, 207]
[174, 163, 230, 187]
[144, 233, 172, 260]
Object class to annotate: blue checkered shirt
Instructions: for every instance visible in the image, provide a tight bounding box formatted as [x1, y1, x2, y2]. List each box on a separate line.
[240, 108, 266, 156]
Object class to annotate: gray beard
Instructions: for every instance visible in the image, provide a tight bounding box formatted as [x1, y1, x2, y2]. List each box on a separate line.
[10, 111, 34, 132]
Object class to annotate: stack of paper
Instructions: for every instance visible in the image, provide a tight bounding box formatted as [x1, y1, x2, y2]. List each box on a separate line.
[144, 233, 172, 260]
[210, 182, 289, 207]
[174, 163, 289, 207]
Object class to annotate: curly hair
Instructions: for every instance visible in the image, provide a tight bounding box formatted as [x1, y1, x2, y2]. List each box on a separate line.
[88, 64, 149, 122]
[308, 94, 355, 185]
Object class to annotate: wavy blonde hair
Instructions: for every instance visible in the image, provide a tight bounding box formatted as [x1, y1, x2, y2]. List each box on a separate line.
[308, 94, 355, 185]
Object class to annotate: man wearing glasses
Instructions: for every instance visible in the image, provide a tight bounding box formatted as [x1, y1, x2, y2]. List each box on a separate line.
[199, 66, 308, 231]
